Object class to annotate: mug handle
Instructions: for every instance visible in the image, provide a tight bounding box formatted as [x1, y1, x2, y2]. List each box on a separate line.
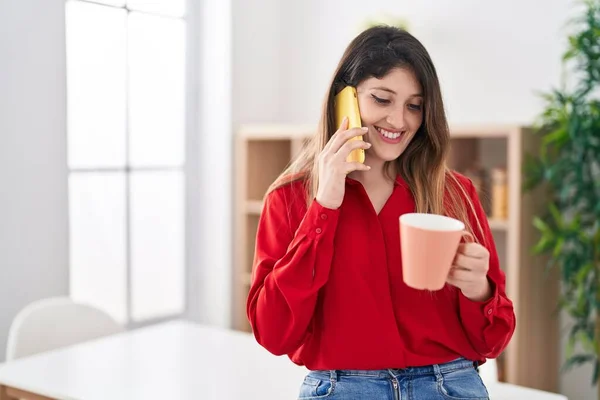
[461, 231, 475, 243]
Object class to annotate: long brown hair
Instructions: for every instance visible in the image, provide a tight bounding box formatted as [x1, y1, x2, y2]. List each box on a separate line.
[268, 26, 484, 242]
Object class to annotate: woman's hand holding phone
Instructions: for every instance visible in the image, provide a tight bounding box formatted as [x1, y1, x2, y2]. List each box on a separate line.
[315, 117, 371, 210]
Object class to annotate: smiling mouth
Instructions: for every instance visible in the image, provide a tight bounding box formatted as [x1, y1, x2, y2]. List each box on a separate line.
[374, 126, 404, 143]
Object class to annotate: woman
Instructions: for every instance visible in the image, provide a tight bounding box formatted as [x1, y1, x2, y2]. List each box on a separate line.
[246, 25, 515, 400]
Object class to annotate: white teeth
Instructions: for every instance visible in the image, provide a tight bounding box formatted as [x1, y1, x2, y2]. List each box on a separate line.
[376, 127, 402, 139]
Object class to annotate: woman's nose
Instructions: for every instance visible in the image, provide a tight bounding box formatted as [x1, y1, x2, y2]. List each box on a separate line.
[386, 107, 405, 130]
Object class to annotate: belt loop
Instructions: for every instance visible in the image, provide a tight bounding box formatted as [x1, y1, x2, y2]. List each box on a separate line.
[432, 363, 443, 381]
[329, 370, 338, 383]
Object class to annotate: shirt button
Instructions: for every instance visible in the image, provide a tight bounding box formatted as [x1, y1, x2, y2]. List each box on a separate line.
[487, 309, 493, 315]
[321, 214, 327, 220]
[316, 228, 322, 234]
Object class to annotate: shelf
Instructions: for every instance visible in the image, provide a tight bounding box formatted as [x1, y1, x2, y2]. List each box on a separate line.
[449, 125, 517, 138]
[246, 140, 292, 200]
[246, 200, 263, 215]
[488, 218, 509, 231]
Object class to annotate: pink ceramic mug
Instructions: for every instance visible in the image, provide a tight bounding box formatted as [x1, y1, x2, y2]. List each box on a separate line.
[399, 213, 474, 290]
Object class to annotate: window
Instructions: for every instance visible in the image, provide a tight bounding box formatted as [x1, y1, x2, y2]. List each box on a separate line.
[65, 0, 187, 325]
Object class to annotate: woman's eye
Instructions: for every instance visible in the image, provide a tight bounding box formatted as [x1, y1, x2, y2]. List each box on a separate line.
[408, 104, 422, 111]
[371, 94, 391, 104]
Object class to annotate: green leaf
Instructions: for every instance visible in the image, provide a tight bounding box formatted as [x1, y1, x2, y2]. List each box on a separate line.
[533, 217, 552, 234]
[554, 237, 566, 258]
[543, 127, 570, 148]
[564, 48, 578, 61]
[563, 354, 596, 373]
[576, 262, 594, 285]
[533, 235, 554, 255]
[569, 213, 583, 230]
[522, 152, 545, 190]
[580, 327, 596, 352]
[565, 333, 577, 360]
[549, 202, 564, 229]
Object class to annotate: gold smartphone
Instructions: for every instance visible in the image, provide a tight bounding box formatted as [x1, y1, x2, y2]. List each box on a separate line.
[334, 86, 365, 163]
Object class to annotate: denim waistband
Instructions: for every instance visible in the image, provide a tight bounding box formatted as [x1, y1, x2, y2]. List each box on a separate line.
[309, 357, 477, 379]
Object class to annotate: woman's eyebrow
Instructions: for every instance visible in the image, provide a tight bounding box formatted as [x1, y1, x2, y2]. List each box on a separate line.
[371, 87, 423, 97]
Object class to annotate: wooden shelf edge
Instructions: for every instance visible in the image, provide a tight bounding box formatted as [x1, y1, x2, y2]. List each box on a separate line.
[449, 124, 522, 138]
[488, 218, 509, 231]
[245, 200, 263, 215]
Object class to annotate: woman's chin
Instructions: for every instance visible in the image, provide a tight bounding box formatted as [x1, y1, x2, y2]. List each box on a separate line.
[368, 146, 404, 163]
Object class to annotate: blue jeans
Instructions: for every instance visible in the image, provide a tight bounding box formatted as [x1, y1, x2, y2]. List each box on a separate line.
[298, 358, 489, 400]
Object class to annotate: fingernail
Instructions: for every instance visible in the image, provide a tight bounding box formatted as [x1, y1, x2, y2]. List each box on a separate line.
[362, 127, 369, 131]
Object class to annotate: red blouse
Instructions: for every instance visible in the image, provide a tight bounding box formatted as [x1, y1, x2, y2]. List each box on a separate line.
[246, 173, 516, 370]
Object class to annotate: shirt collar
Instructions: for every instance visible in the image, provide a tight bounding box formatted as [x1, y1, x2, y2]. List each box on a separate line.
[345, 173, 408, 188]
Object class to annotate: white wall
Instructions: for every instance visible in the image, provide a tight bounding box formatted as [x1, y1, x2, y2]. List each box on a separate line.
[288, 0, 573, 126]
[232, 0, 284, 124]
[231, 0, 595, 398]
[186, 0, 233, 328]
[0, 0, 69, 361]
[234, 0, 572, 127]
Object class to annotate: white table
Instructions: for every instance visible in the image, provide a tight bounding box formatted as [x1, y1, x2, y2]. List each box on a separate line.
[0, 320, 566, 400]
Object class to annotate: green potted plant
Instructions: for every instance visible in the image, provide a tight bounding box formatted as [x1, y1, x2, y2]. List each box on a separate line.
[523, 0, 600, 394]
